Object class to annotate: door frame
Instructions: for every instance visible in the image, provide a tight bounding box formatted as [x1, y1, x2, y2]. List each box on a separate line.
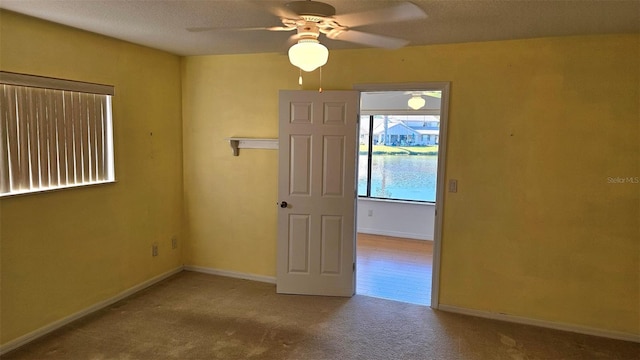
[353, 82, 450, 309]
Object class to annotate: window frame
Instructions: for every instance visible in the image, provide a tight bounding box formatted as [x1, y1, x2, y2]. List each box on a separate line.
[0, 71, 115, 197]
[358, 113, 440, 203]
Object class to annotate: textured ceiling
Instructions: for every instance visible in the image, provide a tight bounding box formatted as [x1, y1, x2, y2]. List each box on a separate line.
[1, 0, 638, 56]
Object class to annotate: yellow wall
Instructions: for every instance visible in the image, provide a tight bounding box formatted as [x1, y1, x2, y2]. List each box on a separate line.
[1, 9, 637, 345]
[0, 11, 183, 344]
[183, 34, 639, 335]
[181, 54, 290, 276]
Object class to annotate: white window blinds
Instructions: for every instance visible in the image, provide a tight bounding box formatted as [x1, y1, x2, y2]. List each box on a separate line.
[0, 72, 115, 196]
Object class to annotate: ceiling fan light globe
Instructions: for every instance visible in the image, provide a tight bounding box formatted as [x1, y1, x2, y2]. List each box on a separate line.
[288, 40, 328, 72]
[408, 95, 426, 110]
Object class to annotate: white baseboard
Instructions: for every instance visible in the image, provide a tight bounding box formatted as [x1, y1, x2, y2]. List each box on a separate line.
[357, 228, 433, 241]
[0, 266, 184, 355]
[184, 265, 276, 284]
[438, 304, 640, 343]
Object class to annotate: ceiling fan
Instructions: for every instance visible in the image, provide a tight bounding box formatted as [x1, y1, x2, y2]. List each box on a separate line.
[188, 1, 427, 72]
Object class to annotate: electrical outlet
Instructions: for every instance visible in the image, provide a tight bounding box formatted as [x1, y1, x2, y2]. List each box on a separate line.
[152, 243, 159, 257]
[171, 236, 178, 249]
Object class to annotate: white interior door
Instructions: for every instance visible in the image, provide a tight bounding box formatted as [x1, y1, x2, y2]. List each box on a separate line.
[277, 90, 359, 296]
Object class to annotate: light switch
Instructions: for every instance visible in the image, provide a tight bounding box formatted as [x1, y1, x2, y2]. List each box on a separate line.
[448, 179, 458, 193]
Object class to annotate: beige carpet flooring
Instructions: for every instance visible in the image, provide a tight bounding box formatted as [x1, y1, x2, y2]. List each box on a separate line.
[3, 271, 639, 360]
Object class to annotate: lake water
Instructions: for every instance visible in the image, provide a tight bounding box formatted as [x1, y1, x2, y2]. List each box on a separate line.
[358, 154, 438, 202]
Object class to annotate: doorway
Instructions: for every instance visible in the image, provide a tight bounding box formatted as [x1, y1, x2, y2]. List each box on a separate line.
[353, 83, 450, 308]
[275, 86, 449, 304]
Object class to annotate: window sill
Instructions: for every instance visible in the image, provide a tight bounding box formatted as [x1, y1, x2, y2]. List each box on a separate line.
[0, 180, 116, 199]
[357, 197, 435, 206]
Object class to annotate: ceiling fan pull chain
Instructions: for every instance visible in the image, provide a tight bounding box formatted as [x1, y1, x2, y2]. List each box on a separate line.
[298, 68, 303, 86]
[319, 66, 323, 93]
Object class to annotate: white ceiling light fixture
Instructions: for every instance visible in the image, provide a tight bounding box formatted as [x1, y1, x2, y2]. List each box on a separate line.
[287, 1, 332, 72]
[289, 39, 328, 72]
[408, 94, 426, 110]
[288, 40, 328, 72]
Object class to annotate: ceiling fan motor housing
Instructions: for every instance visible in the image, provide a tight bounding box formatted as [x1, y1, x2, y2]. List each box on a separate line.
[297, 22, 321, 40]
[286, 1, 336, 19]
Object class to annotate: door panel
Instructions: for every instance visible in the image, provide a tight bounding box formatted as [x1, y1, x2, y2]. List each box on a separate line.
[277, 90, 359, 296]
[322, 136, 345, 196]
[290, 135, 312, 195]
[288, 214, 310, 273]
[320, 215, 343, 275]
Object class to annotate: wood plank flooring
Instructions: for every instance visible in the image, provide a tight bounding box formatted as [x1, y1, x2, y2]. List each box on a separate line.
[356, 233, 433, 306]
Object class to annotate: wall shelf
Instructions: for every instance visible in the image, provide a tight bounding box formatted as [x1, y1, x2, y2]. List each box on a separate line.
[227, 138, 279, 156]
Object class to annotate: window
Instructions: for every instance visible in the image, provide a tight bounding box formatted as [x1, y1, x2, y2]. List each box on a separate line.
[358, 90, 442, 203]
[0, 72, 115, 196]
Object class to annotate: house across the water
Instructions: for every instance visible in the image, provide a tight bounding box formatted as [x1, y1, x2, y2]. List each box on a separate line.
[362, 116, 440, 146]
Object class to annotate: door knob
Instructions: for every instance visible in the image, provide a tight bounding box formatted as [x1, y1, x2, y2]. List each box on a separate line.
[280, 201, 288, 208]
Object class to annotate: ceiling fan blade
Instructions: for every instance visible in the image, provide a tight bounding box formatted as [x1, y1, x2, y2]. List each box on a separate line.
[330, 30, 409, 49]
[333, 2, 426, 28]
[186, 26, 293, 33]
